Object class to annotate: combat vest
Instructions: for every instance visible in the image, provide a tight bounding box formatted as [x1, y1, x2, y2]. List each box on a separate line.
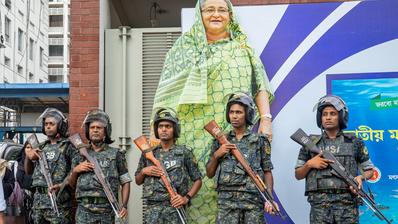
[76, 145, 120, 200]
[32, 138, 71, 188]
[142, 145, 190, 201]
[305, 133, 359, 194]
[215, 131, 265, 193]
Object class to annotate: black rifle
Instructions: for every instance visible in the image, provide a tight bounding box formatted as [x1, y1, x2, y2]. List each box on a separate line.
[69, 133, 127, 224]
[26, 134, 60, 217]
[290, 128, 392, 224]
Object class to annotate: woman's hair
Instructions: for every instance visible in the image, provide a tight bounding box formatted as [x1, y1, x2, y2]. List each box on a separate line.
[199, 0, 229, 9]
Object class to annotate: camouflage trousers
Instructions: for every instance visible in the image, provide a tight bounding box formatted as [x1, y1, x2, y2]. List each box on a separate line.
[75, 204, 114, 224]
[32, 206, 71, 224]
[308, 192, 359, 224]
[144, 200, 185, 224]
[216, 191, 265, 224]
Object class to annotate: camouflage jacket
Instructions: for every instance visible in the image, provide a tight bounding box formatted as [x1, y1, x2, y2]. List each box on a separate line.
[76, 144, 132, 202]
[296, 131, 374, 195]
[208, 129, 273, 193]
[135, 144, 202, 202]
[32, 138, 79, 208]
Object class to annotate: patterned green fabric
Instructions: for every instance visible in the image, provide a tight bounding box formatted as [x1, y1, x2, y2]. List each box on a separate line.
[153, 1, 274, 223]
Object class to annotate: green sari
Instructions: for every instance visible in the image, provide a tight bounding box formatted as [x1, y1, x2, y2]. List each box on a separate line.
[153, 1, 274, 223]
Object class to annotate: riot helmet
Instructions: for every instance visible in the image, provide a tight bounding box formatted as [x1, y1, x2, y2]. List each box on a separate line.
[37, 108, 69, 137]
[153, 107, 180, 139]
[314, 94, 349, 130]
[226, 92, 256, 125]
[82, 109, 114, 144]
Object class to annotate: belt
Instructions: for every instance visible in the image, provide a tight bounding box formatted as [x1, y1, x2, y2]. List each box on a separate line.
[317, 189, 351, 194]
[81, 197, 109, 205]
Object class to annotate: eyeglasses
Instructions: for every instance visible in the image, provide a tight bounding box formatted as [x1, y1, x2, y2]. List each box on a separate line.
[201, 7, 229, 15]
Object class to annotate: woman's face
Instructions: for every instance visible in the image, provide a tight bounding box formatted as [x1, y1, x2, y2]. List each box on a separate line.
[201, 0, 230, 34]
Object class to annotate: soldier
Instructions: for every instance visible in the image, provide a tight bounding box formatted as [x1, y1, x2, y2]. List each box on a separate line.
[24, 108, 78, 224]
[68, 109, 131, 224]
[295, 95, 374, 223]
[135, 108, 202, 223]
[206, 92, 277, 224]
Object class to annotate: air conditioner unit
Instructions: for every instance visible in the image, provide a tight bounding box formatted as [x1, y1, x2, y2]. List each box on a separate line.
[0, 35, 5, 48]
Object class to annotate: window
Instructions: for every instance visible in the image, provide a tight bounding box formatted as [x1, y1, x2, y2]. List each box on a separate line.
[5, 0, 11, 9]
[49, 75, 63, 83]
[40, 47, 44, 67]
[5, 17, 11, 43]
[29, 38, 34, 60]
[18, 29, 24, 52]
[17, 65, 23, 74]
[4, 57, 11, 67]
[49, 15, 63, 27]
[49, 45, 63, 56]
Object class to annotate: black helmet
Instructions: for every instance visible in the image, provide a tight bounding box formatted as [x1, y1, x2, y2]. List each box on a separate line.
[153, 108, 180, 139]
[82, 109, 114, 144]
[314, 94, 349, 130]
[37, 108, 69, 137]
[226, 92, 256, 125]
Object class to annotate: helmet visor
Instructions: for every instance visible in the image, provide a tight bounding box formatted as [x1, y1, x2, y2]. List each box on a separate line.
[82, 109, 109, 128]
[36, 108, 65, 125]
[313, 95, 346, 112]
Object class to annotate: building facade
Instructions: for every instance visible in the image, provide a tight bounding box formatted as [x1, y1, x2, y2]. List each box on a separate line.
[0, 0, 49, 83]
[48, 0, 69, 83]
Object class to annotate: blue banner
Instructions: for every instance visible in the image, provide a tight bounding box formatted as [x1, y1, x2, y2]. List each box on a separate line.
[329, 72, 398, 223]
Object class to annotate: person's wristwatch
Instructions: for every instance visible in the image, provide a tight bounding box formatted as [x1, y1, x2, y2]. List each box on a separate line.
[122, 204, 128, 209]
[261, 113, 272, 120]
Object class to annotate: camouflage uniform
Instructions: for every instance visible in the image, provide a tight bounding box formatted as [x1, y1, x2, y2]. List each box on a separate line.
[31, 139, 78, 224]
[207, 130, 273, 224]
[296, 132, 374, 224]
[75, 144, 131, 224]
[135, 144, 202, 224]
